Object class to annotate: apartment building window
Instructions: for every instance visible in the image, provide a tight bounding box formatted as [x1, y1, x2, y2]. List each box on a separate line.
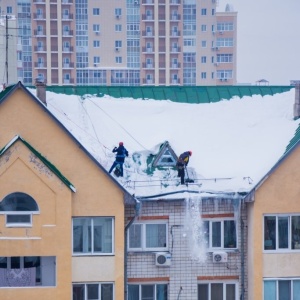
[93, 24, 100, 33]
[73, 283, 113, 300]
[0, 256, 55, 287]
[201, 56, 207, 63]
[93, 8, 100, 15]
[93, 40, 100, 48]
[217, 70, 233, 80]
[6, 6, 12, 14]
[115, 8, 122, 17]
[128, 283, 168, 300]
[73, 217, 114, 255]
[201, 8, 207, 15]
[212, 8, 215, 15]
[203, 219, 237, 249]
[0, 192, 39, 227]
[183, 24, 196, 36]
[216, 38, 234, 47]
[198, 282, 237, 300]
[264, 279, 300, 300]
[115, 40, 122, 48]
[217, 22, 234, 31]
[201, 24, 207, 32]
[115, 24, 122, 32]
[201, 40, 207, 48]
[128, 222, 168, 251]
[201, 72, 207, 79]
[94, 56, 100, 64]
[184, 39, 196, 46]
[115, 56, 122, 63]
[217, 54, 233, 63]
[264, 215, 300, 251]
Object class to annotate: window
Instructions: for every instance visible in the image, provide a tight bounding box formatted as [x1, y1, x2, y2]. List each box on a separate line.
[6, 6, 12, 14]
[0, 256, 55, 287]
[73, 283, 114, 300]
[216, 38, 234, 47]
[217, 54, 233, 63]
[73, 217, 114, 255]
[128, 222, 168, 251]
[93, 40, 100, 48]
[264, 215, 300, 251]
[115, 8, 122, 17]
[93, 24, 100, 32]
[203, 219, 237, 249]
[184, 39, 196, 46]
[217, 22, 234, 31]
[115, 24, 122, 32]
[212, 8, 215, 15]
[264, 279, 300, 300]
[217, 70, 233, 80]
[201, 72, 207, 79]
[128, 284, 168, 300]
[198, 282, 237, 300]
[201, 40, 207, 48]
[115, 40, 122, 48]
[93, 8, 100, 15]
[115, 56, 122, 63]
[0, 192, 39, 227]
[201, 56, 207, 63]
[201, 24, 207, 32]
[201, 8, 207, 15]
[94, 56, 100, 64]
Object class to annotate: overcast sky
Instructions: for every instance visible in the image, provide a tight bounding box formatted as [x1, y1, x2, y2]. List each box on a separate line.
[218, 0, 300, 85]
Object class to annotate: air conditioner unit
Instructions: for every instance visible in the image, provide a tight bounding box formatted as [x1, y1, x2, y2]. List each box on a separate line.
[115, 47, 119, 51]
[155, 252, 171, 267]
[212, 251, 228, 263]
[116, 15, 120, 19]
[219, 31, 223, 35]
[214, 62, 219, 66]
[95, 31, 100, 35]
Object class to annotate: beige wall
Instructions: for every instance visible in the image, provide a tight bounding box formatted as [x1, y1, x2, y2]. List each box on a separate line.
[0, 87, 126, 299]
[247, 145, 300, 300]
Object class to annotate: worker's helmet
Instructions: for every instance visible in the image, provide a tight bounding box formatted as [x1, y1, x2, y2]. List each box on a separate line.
[119, 142, 124, 146]
[188, 151, 192, 156]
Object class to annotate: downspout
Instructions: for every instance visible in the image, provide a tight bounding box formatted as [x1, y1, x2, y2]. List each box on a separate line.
[124, 199, 141, 300]
[240, 199, 245, 300]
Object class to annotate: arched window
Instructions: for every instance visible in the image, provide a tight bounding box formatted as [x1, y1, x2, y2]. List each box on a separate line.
[0, 192, 39, 227]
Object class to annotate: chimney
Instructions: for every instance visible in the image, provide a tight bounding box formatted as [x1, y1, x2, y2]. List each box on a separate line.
[35, 76, 47, 106]
[294, 83, 300, 120]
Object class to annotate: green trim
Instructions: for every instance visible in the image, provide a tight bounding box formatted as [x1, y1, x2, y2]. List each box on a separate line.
[0, 136, 76, 192]
[27, 85, 293, 103]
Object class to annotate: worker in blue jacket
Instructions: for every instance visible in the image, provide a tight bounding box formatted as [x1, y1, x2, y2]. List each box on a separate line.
[108, 142, 129, 177]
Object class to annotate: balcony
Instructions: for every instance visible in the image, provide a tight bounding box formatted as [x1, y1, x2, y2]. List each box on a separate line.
[62, 0, 73, 4]
[142, 14, 154, 21]
[143, 30, 154, 37]
[63, 62, 74, 68]
[171, 62, 181, 68]
[34, 46, 46, 52]
[63, 30, 73, 36]
[142, 63, 154, 68]
[171, 78, 180, 84]
[63, 78, 74, 84]
[171, 30, 180, 37]
[171, 46, 180, 53]
[34, 30, 45, 36]
[63, 46, 73, 52]
[142, 0, 154, 4]
[34, 13, 46, 20]
[171, 14, 180, 20]
[33, 0, 45, 3]
[62, 13, 73, 20]
[35, 62, 46, 68]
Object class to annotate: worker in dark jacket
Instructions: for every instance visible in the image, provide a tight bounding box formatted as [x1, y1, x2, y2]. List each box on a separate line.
[176, 151, 192, 184]
[109, 142, 129, 177]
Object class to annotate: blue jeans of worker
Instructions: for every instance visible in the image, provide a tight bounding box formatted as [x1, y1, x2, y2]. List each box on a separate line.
[109, 161, 124, 176]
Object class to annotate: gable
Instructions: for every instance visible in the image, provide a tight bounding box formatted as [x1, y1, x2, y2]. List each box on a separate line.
[152, 141, 178, 167]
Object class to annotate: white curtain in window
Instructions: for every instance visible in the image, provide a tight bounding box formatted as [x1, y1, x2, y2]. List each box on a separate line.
[146, 224, 166, 248]
[0, 267, 36, 287]
[293, 280, 300, 300]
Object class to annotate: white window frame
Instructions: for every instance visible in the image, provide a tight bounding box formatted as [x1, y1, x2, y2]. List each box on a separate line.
[115, 56, 122, 64]
[93, 40, 100, 48]
[93, 8, 100, 15]
[72, 217, 114, 255]
[198, 281, 238, 300]
[128, 283, 168, 300]
[203, 218, 237, 250]
[263, 278, 300, 300]
[264, 214, 300, 252]
[128, 221, 168, 251]
[72, 282, 114, 300]
[4, 212, 36, 227]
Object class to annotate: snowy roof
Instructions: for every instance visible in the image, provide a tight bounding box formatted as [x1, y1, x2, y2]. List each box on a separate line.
[29, 87, 300, 200]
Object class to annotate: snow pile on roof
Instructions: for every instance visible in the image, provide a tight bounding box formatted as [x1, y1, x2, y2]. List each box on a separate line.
[38, 89, 299, 198]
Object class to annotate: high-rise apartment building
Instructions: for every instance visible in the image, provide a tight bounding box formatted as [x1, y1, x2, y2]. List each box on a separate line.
[0, 0, 237, 86]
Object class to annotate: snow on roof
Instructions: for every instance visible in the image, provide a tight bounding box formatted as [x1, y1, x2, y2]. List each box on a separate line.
[34, 88, 299, 199]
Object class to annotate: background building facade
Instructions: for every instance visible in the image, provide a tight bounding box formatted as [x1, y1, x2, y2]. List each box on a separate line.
[0, 0, 237, 85]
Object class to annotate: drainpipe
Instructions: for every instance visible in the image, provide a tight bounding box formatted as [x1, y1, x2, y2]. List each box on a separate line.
[240, 199, 245, 300]
[294, 83, 300, 120]
[124, 199, 141, 300]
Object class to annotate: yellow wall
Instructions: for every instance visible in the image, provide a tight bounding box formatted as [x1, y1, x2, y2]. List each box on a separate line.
[0, 87, 126, 299]
[247, 145, 300, 300]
